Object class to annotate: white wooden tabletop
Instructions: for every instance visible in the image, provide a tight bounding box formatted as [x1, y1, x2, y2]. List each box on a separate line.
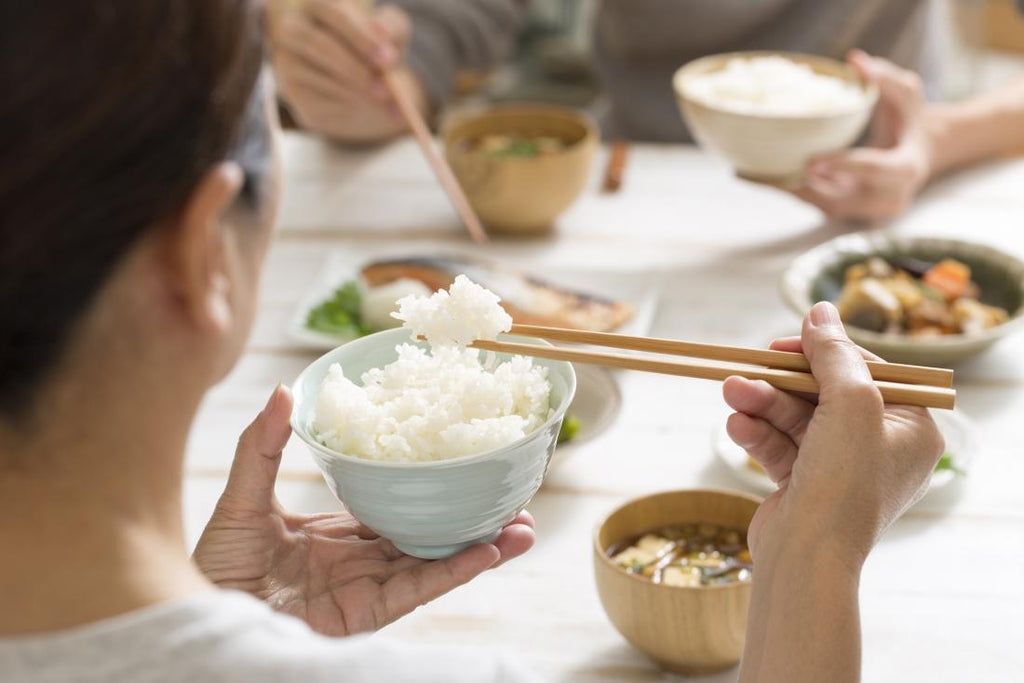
[184, 132, 1024, 682]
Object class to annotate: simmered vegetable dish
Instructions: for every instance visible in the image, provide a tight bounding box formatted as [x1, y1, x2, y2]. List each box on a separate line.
[609, 523, 752, 587]
[836, 256, 1009, 337]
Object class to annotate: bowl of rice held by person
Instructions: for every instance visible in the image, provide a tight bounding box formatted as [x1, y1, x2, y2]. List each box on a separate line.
[291, 276, 576, 559]
[673, 52, 878, 186]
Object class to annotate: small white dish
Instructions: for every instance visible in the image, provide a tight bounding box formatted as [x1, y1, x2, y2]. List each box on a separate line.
[551, 364, 622, 461]
[714, 409, 975, 496]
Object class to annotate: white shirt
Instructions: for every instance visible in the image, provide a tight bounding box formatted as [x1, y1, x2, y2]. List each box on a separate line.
[0, 590, 539, 682]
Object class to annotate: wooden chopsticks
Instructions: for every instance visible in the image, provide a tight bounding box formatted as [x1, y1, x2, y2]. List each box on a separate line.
[507, 324, 953, 387]
[465, 324, 956, 410]
[382, 70, 489, 244]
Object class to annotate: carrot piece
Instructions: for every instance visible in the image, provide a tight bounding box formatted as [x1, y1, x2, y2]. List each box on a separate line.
[922, 259, 972, 301]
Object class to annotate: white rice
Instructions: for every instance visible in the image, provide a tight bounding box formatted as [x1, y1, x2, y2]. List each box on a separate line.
[392, 274, 513, 347]
[313, 276, 552, 462]
[684, 56, 866, 116]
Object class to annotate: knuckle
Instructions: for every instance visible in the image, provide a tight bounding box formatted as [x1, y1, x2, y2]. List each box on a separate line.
[902, 72, 924, 96]
[841, 380, 884, 411]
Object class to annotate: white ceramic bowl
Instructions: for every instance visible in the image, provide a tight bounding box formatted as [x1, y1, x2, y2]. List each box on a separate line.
[781, 233, 1024, 366]
[673, 51, 878, 186]
[291, 328, 576, 559]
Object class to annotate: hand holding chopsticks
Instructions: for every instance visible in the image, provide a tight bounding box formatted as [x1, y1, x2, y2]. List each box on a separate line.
[465, 322, 955, 410]
[269, 0, 488, 244]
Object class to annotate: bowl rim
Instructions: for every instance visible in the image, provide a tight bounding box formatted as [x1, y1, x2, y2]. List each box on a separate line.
[290, 327, 578, 470]
[441, 103, 599, 156]
[592, 488, 764, 592]
[779, 232, 1024, 348]
[672, 50, 880, 121]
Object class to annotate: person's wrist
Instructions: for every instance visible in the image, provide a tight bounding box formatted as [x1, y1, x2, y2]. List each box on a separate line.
[756, 503, 870, 579]
[921, 105, 958, 178]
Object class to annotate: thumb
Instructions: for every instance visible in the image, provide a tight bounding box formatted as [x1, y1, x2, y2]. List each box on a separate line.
[801, 302, 882, 412]
[221, 384, 294, 513]
[848, 49, 923, 119]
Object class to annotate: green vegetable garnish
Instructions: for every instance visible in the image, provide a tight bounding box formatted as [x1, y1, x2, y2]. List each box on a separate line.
[933, 453, 966, 476]
[305, 281, 371, 337]
[917, 283, 946, 302]
[557, 413, 581, 444]
[490, 137, 543, 158]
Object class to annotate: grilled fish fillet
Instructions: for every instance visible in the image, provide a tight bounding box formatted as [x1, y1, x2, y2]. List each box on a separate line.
[361, 256, 634, 332]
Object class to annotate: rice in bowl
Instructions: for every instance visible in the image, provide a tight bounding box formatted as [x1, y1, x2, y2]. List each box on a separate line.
[682, 55, 867, 117]
[312, 275, 553, 462]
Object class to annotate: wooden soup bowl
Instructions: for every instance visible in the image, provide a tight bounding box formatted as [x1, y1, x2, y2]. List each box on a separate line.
[593, 489, 762, 675]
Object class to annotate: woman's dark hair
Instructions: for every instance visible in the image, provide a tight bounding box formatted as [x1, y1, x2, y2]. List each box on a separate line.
[0, 2, 266, 420]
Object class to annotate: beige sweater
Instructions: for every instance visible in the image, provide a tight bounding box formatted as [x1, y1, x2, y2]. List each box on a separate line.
[390, 0, 930, 142]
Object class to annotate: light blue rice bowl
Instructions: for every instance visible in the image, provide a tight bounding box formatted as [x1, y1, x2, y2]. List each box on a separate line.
[291, 328, 577, 559]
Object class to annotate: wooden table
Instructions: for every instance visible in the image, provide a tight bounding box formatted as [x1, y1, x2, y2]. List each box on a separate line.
[184, 132, 1024, 682]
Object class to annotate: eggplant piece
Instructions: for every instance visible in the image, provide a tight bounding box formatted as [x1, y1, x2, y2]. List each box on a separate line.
[891, 255, 935, 279]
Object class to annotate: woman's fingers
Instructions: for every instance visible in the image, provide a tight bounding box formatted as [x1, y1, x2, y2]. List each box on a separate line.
[221, 385, 293, 514]
[491, 523, 536, 568]
[275, 51, 357, 102]
[381, 545, 501, 624]
[309, 0, 396, 68]
[801, 302, 884, 415]
[722, 376, 815, 445]
[726, 412, 798, 484]
[278, 15, 378, 94]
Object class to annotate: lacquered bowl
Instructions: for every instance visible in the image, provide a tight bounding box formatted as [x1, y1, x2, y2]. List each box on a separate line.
[594, 489, 762, 675]
[291, 328, 576, 559]
[781, 233, 1024, 366]
[673, 51, 877, 186]
[442, 105, 597, 234]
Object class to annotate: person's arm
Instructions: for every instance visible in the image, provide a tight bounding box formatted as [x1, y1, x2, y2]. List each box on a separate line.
[722, 303, 945, 681]
[926, 75, 1024, 174]
[740, 526, 863, 682]
[795, 51, 1024, 223]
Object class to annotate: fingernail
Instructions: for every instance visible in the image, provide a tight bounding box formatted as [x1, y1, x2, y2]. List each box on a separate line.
[810, 302, 842, 327]
[264, 384, 283, 414]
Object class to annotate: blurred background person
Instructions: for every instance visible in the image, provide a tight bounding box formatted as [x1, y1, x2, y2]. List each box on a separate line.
[270, 0, 1024, 222]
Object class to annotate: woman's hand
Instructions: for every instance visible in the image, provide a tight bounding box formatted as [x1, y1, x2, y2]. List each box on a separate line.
[722, 301, 944, 566]
[193, 385, 535, 636]
[794, 51, 934, 223]
[270, 0, 428, 144]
